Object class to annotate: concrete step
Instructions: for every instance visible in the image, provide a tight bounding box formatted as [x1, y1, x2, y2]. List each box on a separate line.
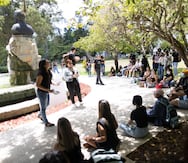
[0, 98, 39, 122]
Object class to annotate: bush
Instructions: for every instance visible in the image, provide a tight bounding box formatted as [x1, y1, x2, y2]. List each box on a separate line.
[0, 66, 8, 73]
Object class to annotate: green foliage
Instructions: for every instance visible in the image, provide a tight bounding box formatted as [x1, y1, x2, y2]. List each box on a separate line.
[74, 0, 188, 65]
[0, 0, 10, 6]
[0, 66, 8, 73]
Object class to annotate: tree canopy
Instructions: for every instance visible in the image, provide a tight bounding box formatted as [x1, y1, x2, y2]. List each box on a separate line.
[74, 0, 188, 66]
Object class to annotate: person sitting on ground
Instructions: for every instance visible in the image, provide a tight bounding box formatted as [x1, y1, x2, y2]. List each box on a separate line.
[168, 69, 188, 109]
[84, 100, 120, 152]
[147, 89, 169, 126]
[53, 117, 86, 163]
[146, 69, 158, 88]
[138, 67, 151, 87]
[130, 58, 142, 77]
[161, 65, 174, 88]
[108, 66, 116, 77]
[120, 95, 149, 138]
[39, 150, 70, 163]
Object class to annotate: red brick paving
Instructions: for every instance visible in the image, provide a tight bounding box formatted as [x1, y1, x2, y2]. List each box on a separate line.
[0, 83, 91, 132]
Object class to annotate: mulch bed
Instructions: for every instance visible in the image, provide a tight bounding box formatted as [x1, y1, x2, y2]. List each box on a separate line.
[127, 121, 188, 163]
[0, 83, 91, 133]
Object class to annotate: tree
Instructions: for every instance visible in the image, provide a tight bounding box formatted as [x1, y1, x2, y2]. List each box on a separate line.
[75, 0, 188, 66]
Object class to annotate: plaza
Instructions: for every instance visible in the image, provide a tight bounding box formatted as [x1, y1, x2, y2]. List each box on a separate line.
[0, 75, 188, 163]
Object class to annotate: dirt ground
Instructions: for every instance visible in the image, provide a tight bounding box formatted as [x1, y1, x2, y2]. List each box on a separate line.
[127, 121, 188, 163]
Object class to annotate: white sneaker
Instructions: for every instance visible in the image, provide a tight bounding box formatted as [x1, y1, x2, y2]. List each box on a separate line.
[80, 102, 83, 105]
[71, 104, 77, 108]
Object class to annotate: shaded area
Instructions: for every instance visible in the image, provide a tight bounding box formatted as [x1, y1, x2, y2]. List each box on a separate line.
[127, 121, 188, 162]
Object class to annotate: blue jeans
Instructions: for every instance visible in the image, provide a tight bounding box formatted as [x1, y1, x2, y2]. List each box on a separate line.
[120, 123, 149, 138]
[37, 89, 50, 124]
[172, 62, 178, 76]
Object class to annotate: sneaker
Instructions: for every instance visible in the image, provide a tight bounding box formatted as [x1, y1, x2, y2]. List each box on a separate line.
[72, 104, 77, 108]
[80, 102, 83, 105]
[45, 122, 55, 127]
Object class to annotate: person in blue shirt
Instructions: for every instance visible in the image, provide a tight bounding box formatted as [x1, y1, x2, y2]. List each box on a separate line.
[147, 89, 169, 126]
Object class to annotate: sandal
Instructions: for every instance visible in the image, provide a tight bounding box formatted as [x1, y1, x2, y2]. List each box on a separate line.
[45, 122, 55, 127]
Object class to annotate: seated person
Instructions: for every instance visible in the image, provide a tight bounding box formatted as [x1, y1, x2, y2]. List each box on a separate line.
[39, 151, 69, 163]
[138, 67, 151, 87]
[147, 89, 169, 126]
[146, 69, 158, 88]
[120, 95, 149, 138]
[130, 58, 142, 77]
[169, 69, 188, 109]
[84, 100, 120, 152]
[162, 65, 174, 88]
[108, 66, 116, 77]
[53, 117, 85, 163]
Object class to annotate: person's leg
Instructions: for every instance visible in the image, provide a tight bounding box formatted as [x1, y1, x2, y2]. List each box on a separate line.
[37, 90, 49, 124]
[173, 62, 178, 76]
[74, 80, 82, 102]
[119, 123, 136, 137]
[66, 82, 75, 104]
[96, 70, 100, 84]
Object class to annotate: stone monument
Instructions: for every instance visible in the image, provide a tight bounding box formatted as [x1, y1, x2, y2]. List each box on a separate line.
[6, 9, 41, 85]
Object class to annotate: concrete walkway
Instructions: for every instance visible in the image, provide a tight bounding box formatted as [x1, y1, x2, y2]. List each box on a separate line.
[0, 75, 188, 163]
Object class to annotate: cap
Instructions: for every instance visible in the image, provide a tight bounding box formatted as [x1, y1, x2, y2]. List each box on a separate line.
[182, 69, 188, 75]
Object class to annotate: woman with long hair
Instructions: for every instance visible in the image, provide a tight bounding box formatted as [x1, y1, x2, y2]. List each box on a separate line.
[36, 59, 55, 127]
[84, 100, 120, 151]
[54, 117, 84, 163]
[63, 59, 83, 107]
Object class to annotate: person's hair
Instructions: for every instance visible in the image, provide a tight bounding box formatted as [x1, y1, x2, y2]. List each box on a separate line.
[98, 100, 116, 130]
[71, 47, 76, 51]
[39, 151, 69, 163]
[154, 89, 164, 98]
[132, 95, 142, 106]
[55, 117, 79, 151]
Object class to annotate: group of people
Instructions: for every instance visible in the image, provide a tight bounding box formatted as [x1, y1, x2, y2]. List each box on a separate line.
[39, 99, 120, 163]
[35, 46, 188, 162]
[35, 47, 83, 127]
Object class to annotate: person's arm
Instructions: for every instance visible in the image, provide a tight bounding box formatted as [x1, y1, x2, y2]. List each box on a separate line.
[36, 75, 53, 93]
[94, 124, 107, 143]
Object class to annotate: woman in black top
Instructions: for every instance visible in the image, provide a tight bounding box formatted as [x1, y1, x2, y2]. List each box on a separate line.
[36, 59, 55, 127]
[84, 100, 120, 151]
[120, 95, 149, 138]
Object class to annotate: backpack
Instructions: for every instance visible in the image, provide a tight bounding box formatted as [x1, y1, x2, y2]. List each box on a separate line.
[90, 149, 125, 163]
[158, 101, 179, 128]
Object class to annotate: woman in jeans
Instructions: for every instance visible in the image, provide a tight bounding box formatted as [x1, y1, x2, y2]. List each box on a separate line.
[120, 95, 149, 138]
[36, 59, 55, 127]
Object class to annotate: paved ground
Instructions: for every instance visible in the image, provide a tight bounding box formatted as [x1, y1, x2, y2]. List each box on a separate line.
[0, 75, 188, 163]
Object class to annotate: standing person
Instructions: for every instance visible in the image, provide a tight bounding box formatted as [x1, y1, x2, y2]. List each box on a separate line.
[54, 117, 85, 163]
[86, 59, 92, 77]
[84, 100, 120, 151]
[63, 47, 80, 66]
[172, 49, 180, 76]
[120, 95, 149, 138]
[141, 55, 150, 77]
[152, 50, 160, 73]
[94, 55, 104, 85]
[36, 59, 55, 127]
[158, 52, 166, 81]
[114, 55, 119, 74]
[63, 59, 83, 107]
[100, 56, 105, 76]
